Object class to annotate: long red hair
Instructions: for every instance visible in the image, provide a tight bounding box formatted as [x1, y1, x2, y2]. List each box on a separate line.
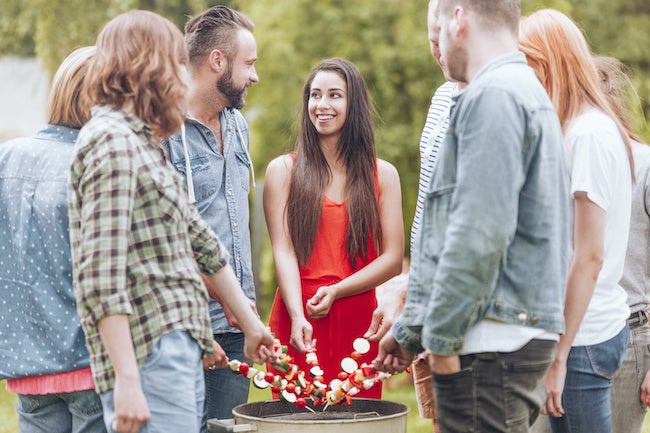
[519, 9, 634, 177]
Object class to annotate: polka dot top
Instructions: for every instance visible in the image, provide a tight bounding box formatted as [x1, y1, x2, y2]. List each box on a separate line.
[0, 125, 90, 379]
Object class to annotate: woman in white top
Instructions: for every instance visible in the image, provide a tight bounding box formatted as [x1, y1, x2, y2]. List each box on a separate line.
[519, 9, 634, 433]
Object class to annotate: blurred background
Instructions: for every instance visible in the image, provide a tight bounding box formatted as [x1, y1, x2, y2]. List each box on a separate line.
[1, 0, 649, 314]
[0, 0, 648, 431]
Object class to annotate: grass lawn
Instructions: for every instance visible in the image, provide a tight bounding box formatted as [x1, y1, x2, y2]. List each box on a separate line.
[0, 383, 17, 433]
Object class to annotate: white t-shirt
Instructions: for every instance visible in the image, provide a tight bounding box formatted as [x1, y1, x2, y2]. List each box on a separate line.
[565, 108, 631, 346]
[462, 108, 632, 354]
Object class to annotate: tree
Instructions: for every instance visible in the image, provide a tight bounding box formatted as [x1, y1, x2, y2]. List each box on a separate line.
[0, 0, 236, 73]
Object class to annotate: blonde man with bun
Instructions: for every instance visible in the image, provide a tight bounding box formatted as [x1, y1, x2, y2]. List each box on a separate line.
[0, 47, 106, 433]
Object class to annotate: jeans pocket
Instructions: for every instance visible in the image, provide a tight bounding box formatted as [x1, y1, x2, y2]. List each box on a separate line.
[141, 335, 166, 372]
[587, 326, 630, 379]
[16, 394, 40, 413]
[64, 390, 104, 416]
[433, 365, 475, 432]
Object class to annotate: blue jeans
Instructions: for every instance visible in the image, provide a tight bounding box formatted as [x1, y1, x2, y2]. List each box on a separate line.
[16, 389, 106, 433]
[550, 325, 629, 433]
[201, 332, 250, 432]
[433, 339, 555, 433]
[100, 331, 204, 433]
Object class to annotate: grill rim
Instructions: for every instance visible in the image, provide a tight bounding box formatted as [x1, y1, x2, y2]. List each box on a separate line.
[231, 398, 409, 425]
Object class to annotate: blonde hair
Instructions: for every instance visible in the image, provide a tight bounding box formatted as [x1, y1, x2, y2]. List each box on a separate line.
[48, 46, 96, 129]
[519, 9, 634, 176]
[594, 56, 646, 145]
[84, 10, 188, 139]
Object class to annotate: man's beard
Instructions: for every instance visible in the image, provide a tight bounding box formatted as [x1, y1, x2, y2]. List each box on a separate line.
[440, 25, 468, 84]
[217, 65, 246, 109]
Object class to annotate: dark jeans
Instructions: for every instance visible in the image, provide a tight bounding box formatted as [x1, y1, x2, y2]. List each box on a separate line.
[433, 339, 555, 433]
[201, 332, 251, 432]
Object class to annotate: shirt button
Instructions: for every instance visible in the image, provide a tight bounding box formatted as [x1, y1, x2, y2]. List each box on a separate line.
[516, 312, 527, 322]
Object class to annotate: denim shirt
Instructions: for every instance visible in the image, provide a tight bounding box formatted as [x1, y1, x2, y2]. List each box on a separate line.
[162, 108, 255, 333]
[0, 125, 90, 378]
[393, 52, 569, 355]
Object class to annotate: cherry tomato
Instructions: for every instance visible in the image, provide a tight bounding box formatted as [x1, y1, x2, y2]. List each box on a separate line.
[238, 362, 250, 376]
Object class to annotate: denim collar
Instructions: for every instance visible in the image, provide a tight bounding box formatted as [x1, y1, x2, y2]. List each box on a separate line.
[33, 124, 79, 144]
[454, 51, 527, 103]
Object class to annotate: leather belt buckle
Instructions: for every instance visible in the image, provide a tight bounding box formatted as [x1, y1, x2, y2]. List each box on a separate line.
[628, 310, 649, 329]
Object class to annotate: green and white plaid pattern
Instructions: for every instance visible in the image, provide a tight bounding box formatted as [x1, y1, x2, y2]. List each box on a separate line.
[68, 106, 229, 393]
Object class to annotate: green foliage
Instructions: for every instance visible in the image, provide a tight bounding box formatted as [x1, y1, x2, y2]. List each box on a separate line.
[35, 0, 135, 73]
[0, 0, 236, 73]
[0, 0, 37, 55]
[568, 0, 650, 140]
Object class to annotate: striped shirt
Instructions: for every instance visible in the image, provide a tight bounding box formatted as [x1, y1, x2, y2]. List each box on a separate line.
[68, 106, 229, 393]
[410, 81, 457, 253]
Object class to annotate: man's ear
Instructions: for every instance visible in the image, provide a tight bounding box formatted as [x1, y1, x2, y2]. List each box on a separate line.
[208, 49, 226, 73]
[451, 5, 467, 37]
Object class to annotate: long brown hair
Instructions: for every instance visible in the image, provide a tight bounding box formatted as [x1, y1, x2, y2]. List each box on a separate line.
[84, 10, 188, 139]
[519, 9, 634, 178]
[287, 58, 381, 269]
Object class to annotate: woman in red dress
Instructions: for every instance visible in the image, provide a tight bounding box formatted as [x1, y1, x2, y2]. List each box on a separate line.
[263, 58, 404, 398]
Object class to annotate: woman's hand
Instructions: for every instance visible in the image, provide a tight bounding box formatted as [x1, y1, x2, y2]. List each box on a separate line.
[541, 357, 567, 418]
[242, 324, 275, 364]
[306, 286, 336, 319]
[112, 372, 151, 433]
[289, 316, 314, 353]
[640, 368, 650, 407]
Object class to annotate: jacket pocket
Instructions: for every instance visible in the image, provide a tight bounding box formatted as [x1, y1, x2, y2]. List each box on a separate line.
[234, 151, 251, 192]
[420, 183, 457, 262]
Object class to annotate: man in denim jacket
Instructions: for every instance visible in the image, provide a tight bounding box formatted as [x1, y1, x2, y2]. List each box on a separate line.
[161, 6, 259, 430]
[376, 1, 569, 431]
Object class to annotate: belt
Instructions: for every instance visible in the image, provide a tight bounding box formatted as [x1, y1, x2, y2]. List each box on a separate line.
[628, 310, 649, 329]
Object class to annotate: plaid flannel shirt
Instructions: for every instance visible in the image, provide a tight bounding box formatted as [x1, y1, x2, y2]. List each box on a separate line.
[68, 106, 229, 393]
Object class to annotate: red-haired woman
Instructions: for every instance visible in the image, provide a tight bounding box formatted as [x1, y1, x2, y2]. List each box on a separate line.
[520, 9, 633, 433]
[263, 58, 404, 398]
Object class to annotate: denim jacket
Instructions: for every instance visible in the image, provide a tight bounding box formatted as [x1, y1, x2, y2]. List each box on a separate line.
[0, 125, 90, 378]
[162, 108, 255, 333]
[393, 52, 569, 355]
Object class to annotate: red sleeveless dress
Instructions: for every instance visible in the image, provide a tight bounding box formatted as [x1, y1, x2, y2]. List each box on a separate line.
[267, 169, 381, 399]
